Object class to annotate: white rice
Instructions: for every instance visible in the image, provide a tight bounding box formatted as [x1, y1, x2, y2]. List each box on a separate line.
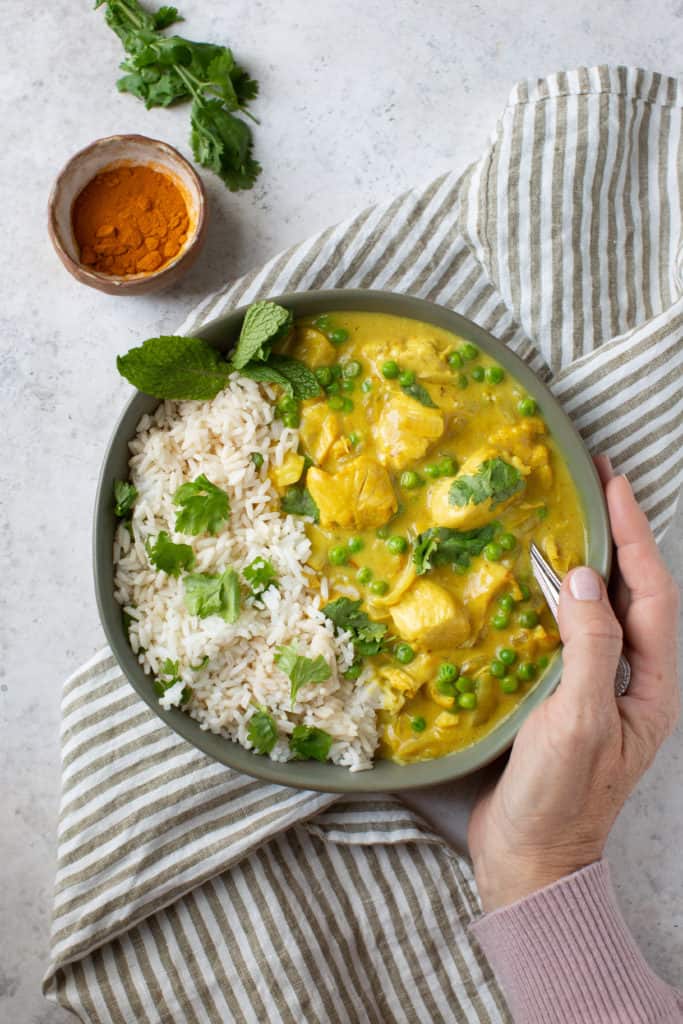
[113, 374, 382, 771]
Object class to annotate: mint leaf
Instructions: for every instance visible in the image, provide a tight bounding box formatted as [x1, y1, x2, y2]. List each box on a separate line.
[281, 486, 319, 522]
[448, 458, 524, 509]
[243, 557, 278, 597]
[231, 302, 293, 369]
[117, 336, 232, 400]
[183, 568, 241, 622]
[114, 480, 138, 518]
[173, 474, 230, 535]
[413, 524, 497, 574]
[274, 644, 331, 705]
[289, 724, 332, 762]
[265, 356, 321, 400]
[238, 361, 294, 395]
[323, 598, 388, 656]
[247, 706, 278, 755]
[146, 531, 195, 576]
[400, 381, 438, 408]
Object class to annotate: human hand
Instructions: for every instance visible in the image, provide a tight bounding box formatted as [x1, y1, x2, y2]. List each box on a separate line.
[468, 458, 680, 912]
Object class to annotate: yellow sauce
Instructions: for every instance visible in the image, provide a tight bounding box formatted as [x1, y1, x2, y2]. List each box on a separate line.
[279, 312, 586, 763]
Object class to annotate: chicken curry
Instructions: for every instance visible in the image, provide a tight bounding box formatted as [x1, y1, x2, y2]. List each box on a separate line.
[272, 311, 585, 764]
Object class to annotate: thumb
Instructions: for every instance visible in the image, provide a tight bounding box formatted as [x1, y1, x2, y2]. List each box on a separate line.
[557, 567, 623, 708]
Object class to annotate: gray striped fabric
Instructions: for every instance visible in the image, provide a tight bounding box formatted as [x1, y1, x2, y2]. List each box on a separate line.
[44, 66, 683, 1023]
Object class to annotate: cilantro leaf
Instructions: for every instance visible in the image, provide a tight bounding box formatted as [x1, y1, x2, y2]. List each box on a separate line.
[231, 301, 294, 370]
[448, 458, 524, 509]
[274, 644, 331, 705]
[183, 568, 241, 622]
[173, 474, 230, 535]
[323, 598, 388, 656]
[413, 524, 497, 575]
[190, 96, 261, 191]
[146, 531, 195, 576]
[281, 486, 319, 522]
[117, 335, 232, 399]
[400, 381, 438, 408]
[243, 557, 278, 597]
[153, 5, 182, 29]
[153, 658, 192, 704]
[247, 706, 278, 754]
[114, 480, 138, 518]
[289, 724, 332, 762]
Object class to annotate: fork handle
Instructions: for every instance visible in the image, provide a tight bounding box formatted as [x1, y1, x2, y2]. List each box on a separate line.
[615, 654, 631, 696]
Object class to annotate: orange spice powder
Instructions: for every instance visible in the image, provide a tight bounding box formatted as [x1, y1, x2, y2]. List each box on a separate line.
[72, 163, 191, 276]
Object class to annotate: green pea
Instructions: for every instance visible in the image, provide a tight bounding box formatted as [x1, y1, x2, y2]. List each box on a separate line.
[491, 610, 510, 630]
[490, 659, 506, 678]
[458, 691, 478, 710]
[518, 581, 531, 601]
[485, 365, 505, 384]
[519, 609, 539, 629]
[376, 525, 390, 539]
[537, 506, 549, 520]
[343, 360, 362, 378]
[447, 351, 463, 369]
[314, 366, 333, 387]
[424, 463, 442, 479]
[329, 328, 349, 345]
[250, 452, 264, 469]
[484, 542, 503, 562]
[456, 676, 475, 693]
[500, 676, 519, 694]
[518, 397, 537, 416]
[387, 535, 408, 555]
[394, 642, 415, 664]
[329, 545, 348, 566]
[277, 395, 298, 415]
[437, 456, 458, 476]
[328, 395, 344, 411]
[341, 397, 354, 413]
[516, 661, 537, 682]
[314, 314, 332, 331]
[398, 369, 416, 386]
[538, 654, 550, 669]
[400, 470, 421, 489]
[499, 532, 517, 551]
[347, 536, 364, 554]
[471, 366, 485, 382]
[499, 648, 517, 666]
[436, 678, 457, 697]
[437, 662, 458, 683]
[330, 364, 343, 379]
[460, 342, 479, 361]
[499, 593, 516, 613]
[361, 378, 373, 393]
[411, 715, 427, 733]
[371, 579, 389, 596]
[382, 360, 400, 379]
[357, 566, 373, 584]
[349, 430, 362, 447]
[282, 411, 300, 429]
[341, 379, 355, 393]
[457, 373, 469, 389]
[344, 662, 363, 680]
[327, 381, 341, 396]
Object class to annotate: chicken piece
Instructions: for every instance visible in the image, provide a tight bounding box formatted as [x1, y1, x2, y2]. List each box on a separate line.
[489, 417, 553, 488]
[543, 535, 579, 575]
[377, 666, 423, 715]
[373, 391, 445, 471]
[270, 452, 305, 489]
[298, 403, 341, 465]
[435, 711, 460, 729]
[291, 327, 337, 367]
[365, 335, 453, 382]
[307, 456, 397, 530]
[427, 445, 529, 529]
[462, 561, 512, 632]
[390, 580, 470, 649]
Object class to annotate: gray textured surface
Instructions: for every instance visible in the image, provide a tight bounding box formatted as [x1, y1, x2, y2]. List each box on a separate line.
[2, 1, 682, 1020]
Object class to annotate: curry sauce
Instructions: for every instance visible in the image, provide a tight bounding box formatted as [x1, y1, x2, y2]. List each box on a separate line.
[275, 312, 585, 764]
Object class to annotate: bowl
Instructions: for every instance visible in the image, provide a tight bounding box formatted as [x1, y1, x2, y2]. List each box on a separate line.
[48, 134, 207, 296]
[93, 289, 611, 792]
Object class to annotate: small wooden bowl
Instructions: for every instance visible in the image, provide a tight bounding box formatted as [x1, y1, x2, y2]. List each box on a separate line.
[48, 134, 207, 296]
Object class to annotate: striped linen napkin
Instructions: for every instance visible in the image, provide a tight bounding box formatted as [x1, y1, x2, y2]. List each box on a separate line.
[44, 66, 683, 1024]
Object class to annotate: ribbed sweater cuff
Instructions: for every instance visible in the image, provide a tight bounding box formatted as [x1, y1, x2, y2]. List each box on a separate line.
[470, 860, 683, 1024]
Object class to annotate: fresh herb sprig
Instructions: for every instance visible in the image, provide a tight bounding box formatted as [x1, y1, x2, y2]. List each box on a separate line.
[448, 458, 524, 509]
[274, 644, 332, 705]
[413, 524, 497, 575]
[95, 0, 261, 190]
[323, 598, 388, 657]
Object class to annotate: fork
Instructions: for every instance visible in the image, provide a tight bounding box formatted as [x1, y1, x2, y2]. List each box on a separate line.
[529, 543, 631, 696]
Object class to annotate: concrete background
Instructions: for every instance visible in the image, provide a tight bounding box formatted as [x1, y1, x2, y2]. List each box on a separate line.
[2, 0, 681, 1019]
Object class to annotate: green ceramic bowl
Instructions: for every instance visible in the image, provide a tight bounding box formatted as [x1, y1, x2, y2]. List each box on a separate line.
[94, 289, 610, 793]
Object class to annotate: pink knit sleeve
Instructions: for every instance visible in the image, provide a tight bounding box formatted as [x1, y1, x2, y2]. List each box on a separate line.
[470, 860, 683, 1023]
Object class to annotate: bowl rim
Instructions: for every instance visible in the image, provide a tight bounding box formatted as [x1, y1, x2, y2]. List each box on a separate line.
[47, 132, 207, 290]
[93, 289, 611, 793]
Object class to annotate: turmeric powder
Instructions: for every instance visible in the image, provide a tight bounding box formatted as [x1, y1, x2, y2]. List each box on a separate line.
[72, 163, 191, 276]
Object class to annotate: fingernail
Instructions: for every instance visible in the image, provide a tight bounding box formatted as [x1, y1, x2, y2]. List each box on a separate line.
[620, 472, 631, 491]
[569, 567, 602, 601]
